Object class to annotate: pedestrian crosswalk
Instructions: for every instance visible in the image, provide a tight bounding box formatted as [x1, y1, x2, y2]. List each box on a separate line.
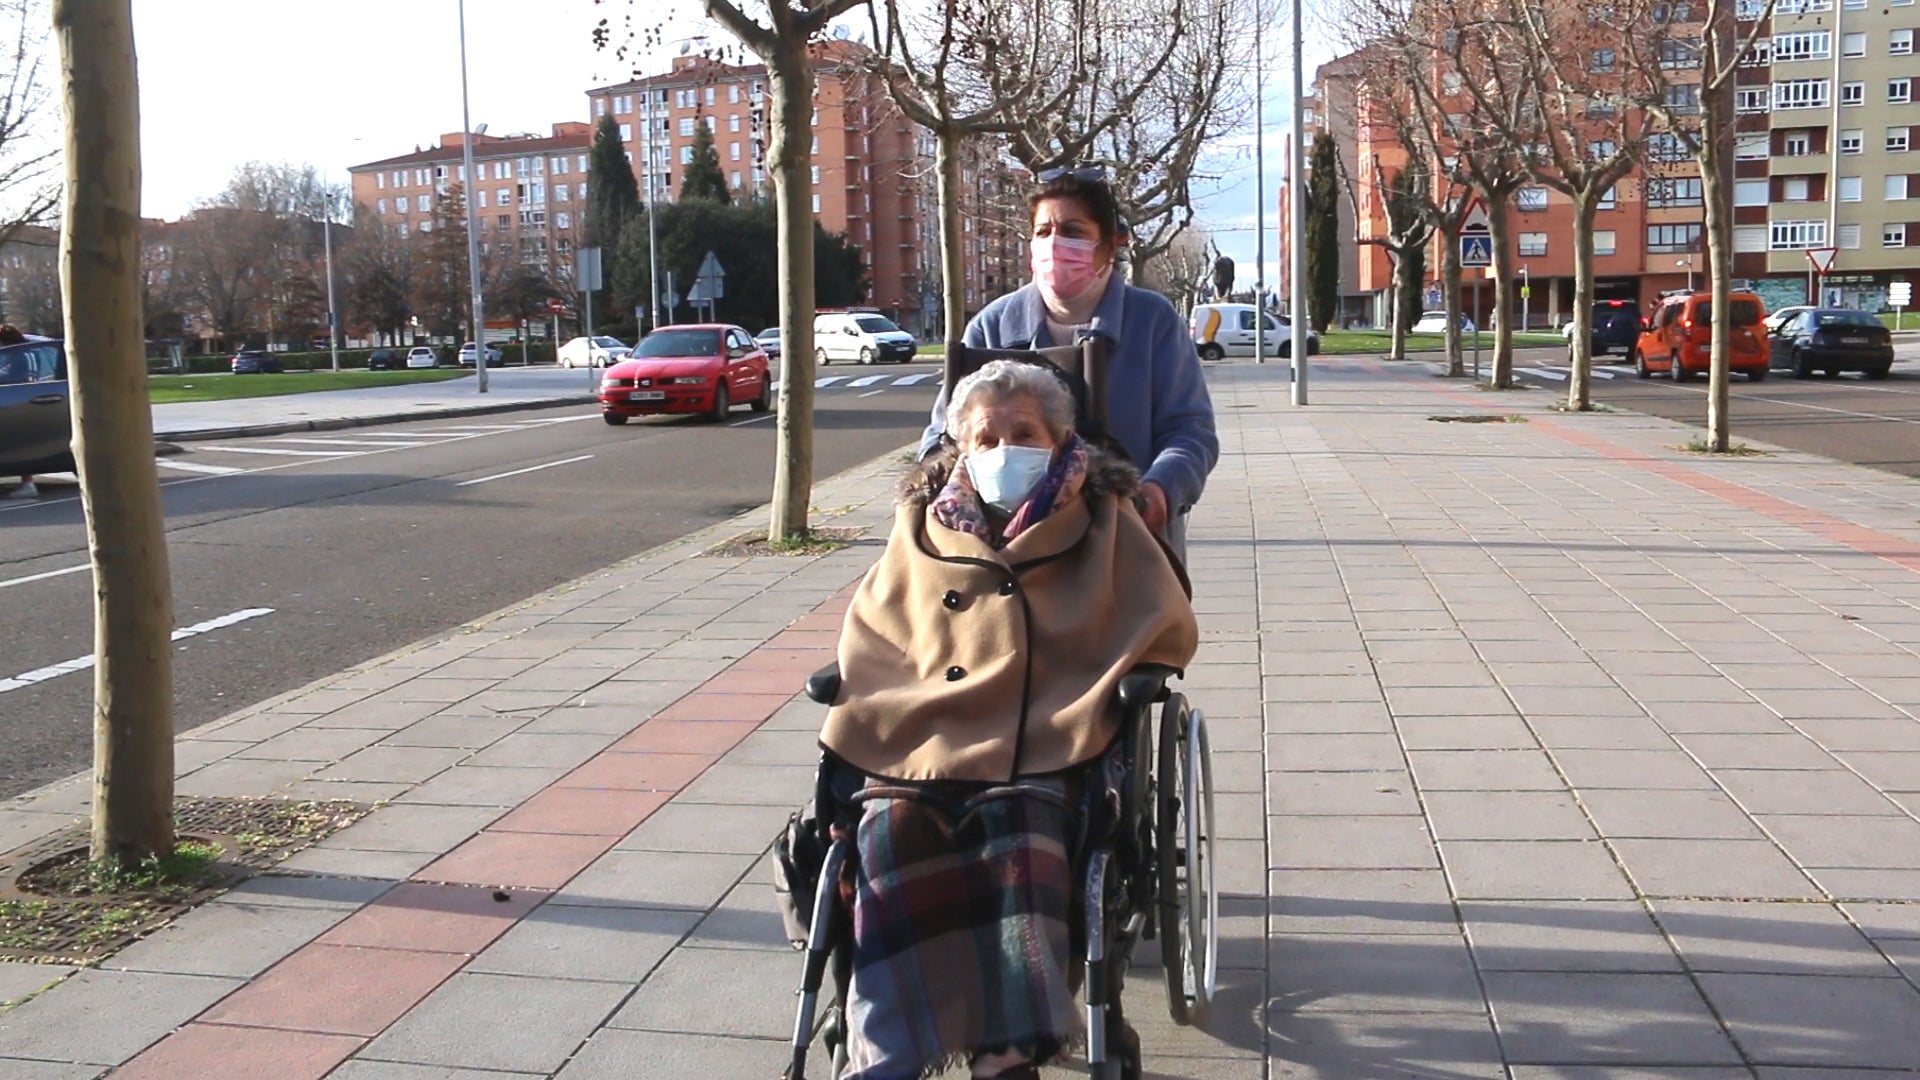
[775, 371, 941, 392]
[152, 413, 598, 476]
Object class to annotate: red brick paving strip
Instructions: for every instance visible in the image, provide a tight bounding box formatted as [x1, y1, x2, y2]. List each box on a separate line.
[111, 583, 856, 1078]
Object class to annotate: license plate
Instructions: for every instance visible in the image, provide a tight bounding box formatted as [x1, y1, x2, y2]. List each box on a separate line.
[629, 390, 665, 401]
[1841, 337, 1868, 344]
[1607, 345, 1626, 354]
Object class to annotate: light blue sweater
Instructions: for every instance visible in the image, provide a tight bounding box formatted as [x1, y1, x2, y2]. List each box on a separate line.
[917, 276, 1220, 516]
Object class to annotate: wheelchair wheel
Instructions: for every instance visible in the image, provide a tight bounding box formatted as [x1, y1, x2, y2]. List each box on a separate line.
[1156, 695, 1217, 1028]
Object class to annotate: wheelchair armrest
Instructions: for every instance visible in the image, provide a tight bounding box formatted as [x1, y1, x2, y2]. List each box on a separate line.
[1117, 663, 1178, 712]
[804, 662, 842, 705]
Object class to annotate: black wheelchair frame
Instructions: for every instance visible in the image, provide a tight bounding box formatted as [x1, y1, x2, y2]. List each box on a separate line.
[778, 340, 1218, 1079]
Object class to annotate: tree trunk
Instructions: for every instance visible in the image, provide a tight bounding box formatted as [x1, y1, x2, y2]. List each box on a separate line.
[934, 124, 966, 347]
[1441, 226, 1464, 377]
[1701, 128, 1732, 452]
[1567, 197, 1598, 412]
[766, 42, 817, 543]
[1484, 193, 1515, 389]
[1387, 252, 1409, 361]
[57, 0, 176, 866]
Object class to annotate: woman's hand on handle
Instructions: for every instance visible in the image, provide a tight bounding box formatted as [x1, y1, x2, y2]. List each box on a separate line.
[1138, 481, 1170, 534]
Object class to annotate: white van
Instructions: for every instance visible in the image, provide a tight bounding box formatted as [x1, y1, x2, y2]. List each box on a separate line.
[1190, 303, 1318, 361]
[814, 310, 918, 365]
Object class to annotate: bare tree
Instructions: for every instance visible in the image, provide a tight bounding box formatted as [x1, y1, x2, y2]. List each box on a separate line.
[57, 0, 176, 866]
[1139, 220, 1216, 314]
[343, 207, 414, 345]
[0, 0, 59, 250]
[0, 222, 61, 333]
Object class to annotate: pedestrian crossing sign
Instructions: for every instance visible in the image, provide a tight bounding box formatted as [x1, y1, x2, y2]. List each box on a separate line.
[1460, 234, 1493, 268]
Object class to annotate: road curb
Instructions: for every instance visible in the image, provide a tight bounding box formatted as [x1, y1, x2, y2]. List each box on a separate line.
[153, 394, 600, 443]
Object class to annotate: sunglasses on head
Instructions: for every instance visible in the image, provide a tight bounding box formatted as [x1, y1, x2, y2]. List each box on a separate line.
[1038, 165, 1108, 184]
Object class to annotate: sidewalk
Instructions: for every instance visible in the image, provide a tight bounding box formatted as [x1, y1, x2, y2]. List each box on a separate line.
[152, 367, 601, 441]
[5, 359, 1920, 1078]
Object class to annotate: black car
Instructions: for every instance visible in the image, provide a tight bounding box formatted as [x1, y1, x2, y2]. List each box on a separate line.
[367, 348, 400, 371]
[1570, 300, 1642, 360]
[231, 349, 284, 374]
[0, 337, 71, 474]
[1768, 309, 1896, 379]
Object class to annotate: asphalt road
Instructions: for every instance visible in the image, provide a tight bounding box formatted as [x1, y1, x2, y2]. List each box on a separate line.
[0, 361, 941, 798]
[1507, 340, 1920, 479]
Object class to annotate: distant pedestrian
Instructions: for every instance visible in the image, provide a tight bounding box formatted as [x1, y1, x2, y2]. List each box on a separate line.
[0, 323, 39, 499]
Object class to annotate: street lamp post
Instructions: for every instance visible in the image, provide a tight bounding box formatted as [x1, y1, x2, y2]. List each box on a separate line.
[323, 191, 340, 372]
[1289, 0, 1308, 404]
[1678, 257, 1694, 293]
[457, 0, 488, 392]
[641, 81, 662, 334]
[1253, 12, 1265, 366]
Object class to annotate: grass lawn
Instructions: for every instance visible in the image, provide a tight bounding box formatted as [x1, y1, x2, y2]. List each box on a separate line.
[148, 370, 469, 405]
[1881, 312, 1917, 332]
[1318, 330, 1566, 355]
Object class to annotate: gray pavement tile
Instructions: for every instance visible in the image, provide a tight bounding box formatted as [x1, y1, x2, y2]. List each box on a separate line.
[606, 945, 794, 1039]
[1509, 1069, 1748, 1079]
[274, 845, 440, 880]
[1263, 701, 1394, 734]
[313, 745, 470, 785]
[553, 1030, 786, 1079]
[1265, 732, 1407, 772]
[314, 803, 504, 854]
[675, 762, 813, 806]
[1269, 934, 1486, 1014]
[1841, 901, 1920, 940]
[1754, 688, 1911, 720]
[460, 731, 620, 770]
[1423, 791, 1597, 841]
[1612, 674, 1761, 705]
[1674, 733, 1843, 771]
[1405, 749, 1569, 792]
[1810, 869, 1920, 901]
[1459, 901, 1682, 973]
[1373, 662, 1500, 689]
[329, 1063, 545, 1079]
[1645, 702, 1799, 734]
[1759, 814, 1920, 869]
[1270, 816, 1439, 870]
[1215, 837, 1266, 895]
[1574, 789, 1768, 841]
[1831, 750, 1920, 791]
[170, 738, 247, 775]
[1650, 900, 1899, 977]
[1525, 716, 1687, 751]
[1797, 718, 1920, 752]
[616, 801, 790, 856]
[1506, 685, 1653, 718]
[230, 724, 392, 763]
[468, 903, 700, 982]
[551, 849, 758, 911]
[1610, 839, 1821, 900]
[1588, 651, 1730, 677]
[1384, 686, 1515, 717]
[0, 811, 72, 856]
[0, 1061, 105, 1080]
[1261, 651, 1372, 677]
[304, 699, 452, 730]
[1271, 869, 1461, 936]
[1480, 971, 1743, 1066]
[1266, 1011, 1505, 1079]
[1552, 750, 1717, 791]
[1264, 674, 1384, 704]
[1266, 771, 1420, 817]
[381, 713, 529, 749]
[363, 679, 499, 706]
[1753, 1069, 1919, 1080]
[278, 779, 415, 804]
[1715, 664, 1864, 693]
[359, 972, 630, 1073]
[1440, 840, 1635, 901]
[211, 873, 394, 909]
[395, 764, 571, 808]
[0, 963, 72, 1007]
[1210, 750, 1264, 793]
[507, 705, 648, 737]
[1394, 715, 1539, 751]
[719, 728, 821, 766]
[0, 970, 242, 1065]
[1715, 769, 1907, 816]
[1475, 639, 1591, 664]
[685, 879, 794, 952]
[1214, 792, 1266, 839]
[1696, 971, 1920, 1070]
[173, 757, 313, 797]
[106, 899, 345, 978]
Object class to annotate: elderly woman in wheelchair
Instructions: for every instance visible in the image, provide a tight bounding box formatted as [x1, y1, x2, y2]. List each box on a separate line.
[778, 357, 1217, 1080]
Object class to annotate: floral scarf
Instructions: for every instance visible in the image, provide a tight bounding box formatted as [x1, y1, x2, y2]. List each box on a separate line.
[931, 435, 1090, 547]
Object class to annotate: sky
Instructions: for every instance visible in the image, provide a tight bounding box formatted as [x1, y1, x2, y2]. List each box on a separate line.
[109, 0, 1327, 288]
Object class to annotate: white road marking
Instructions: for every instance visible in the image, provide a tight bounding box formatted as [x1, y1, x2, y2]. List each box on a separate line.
[1520, 367, 1569, 381]
[770, 380, 783, 391]
[0, 607, 275, 694]
[514, 414, 601, 424]
[729, 413, 777, 427]
[848, 375, 888, 387]
[0, 563, 90, 591]
[815, 376, 848, 388]
[892, 372, 938, 385]
[185, 445, 358, 457]
[858, 389, 887, 398]
[154, 459, 244, 476]
[426, 425, 522, 433]
[347, 431, 452, 439]
[264, 437, 425, 449]
[1667, 383, 1920, 426]
[455, 454, 595, 487]
[1594, 369, 1617, 380]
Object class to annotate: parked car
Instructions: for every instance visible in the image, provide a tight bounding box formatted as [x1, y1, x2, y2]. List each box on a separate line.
[1632, 290, 1770, 381]
[1768, 308, 1896, 379]
[754, 327, 783, 361]
[230, 349, 284, 374]
[457, 342, 503, 367]
[598, 324, 773, 424]
[1189, 302, 1319, 360]
[814, 310, 916, 365]
[557, 335, 633, 369]
[1762, 305, 1814, 337]
[1562, 300, 1642, 360]
[405, 346, 439, 369]
[0, 336, 71, 475]
[1411, 311, 1475, 334]
[367, 348, 401, 371]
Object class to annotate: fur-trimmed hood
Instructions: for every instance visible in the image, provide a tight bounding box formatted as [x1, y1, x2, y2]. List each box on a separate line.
[899, 439, 1140, 509]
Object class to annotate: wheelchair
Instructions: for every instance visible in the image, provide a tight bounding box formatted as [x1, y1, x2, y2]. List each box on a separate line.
[778, 340, 1219, 1079]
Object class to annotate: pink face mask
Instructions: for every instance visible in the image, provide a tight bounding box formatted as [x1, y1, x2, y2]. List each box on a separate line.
[1031, 235, 1104, 303]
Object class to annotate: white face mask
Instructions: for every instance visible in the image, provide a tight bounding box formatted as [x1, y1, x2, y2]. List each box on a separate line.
[968, 444, 1054, 512]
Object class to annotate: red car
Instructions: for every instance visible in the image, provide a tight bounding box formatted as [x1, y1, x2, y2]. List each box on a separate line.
[598, 323, 773, 425]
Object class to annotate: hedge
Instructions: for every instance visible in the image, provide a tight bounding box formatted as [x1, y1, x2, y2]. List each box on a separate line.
[150, 343, 558, 375]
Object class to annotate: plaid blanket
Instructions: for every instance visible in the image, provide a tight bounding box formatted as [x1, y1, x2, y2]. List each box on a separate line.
[841, 761, 1113, 1079]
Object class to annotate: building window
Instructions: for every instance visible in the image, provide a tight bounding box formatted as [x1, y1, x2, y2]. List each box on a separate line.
[396, 222, 408, 238]
[416, 194, 429, 212]
[556, 212, 570, 229]
[1735, 225, 1768, 252]
[1735, 179, 1770, 206]
[1843, 31, 1867, 57]
[1736, 87, 1770, 114]
[1887, 223, 1909, 247]
[1518, 232, 1547, 256]
[1841, 129, 1864, 153]
[730, 142, 741, 161]
[1769, 219, 1827, 249]
[1842, 81, 1865, 105]
[1594, 230, 1616, 255]
[1735, 133, 1770, 159]
[498, 214, 509, 228]
[497, 187, 509, 205]
[1743, 38, 1772, 65]
[1598, 185, 1617, 210]
[1782, 176, 1811, 201]
[704, 116, 716, 131]
[729, 114, 741, 132]
[678, 118, 694, 136]
[810, 165, 820, 184]
[1589, 48, 1617, 72]
[811, 193, 821, 213]
[577, 154, 587, 172]
[1889, 175, 1912, 199]
[1890, 127, 1913, 153]
[555, 184, 569, 202]
[375, 197, 387, 214]
[477, 190, 487, 209]
[390, 171, 402, 188]
[1893, 79, 1915, 104]
[1773, 79, 1829, 109]
[730, 170, 741, 188]
[1647, 223, 1703, 252]
[596, 98, 606, 117]
[1784, 130, 1813, 156]
[1652, 1, 1693, 20]
[729, 83, 741, 103]
[1648, 177, 1705, 206]
[1517, 187, 1549, 210]
[1772, 30, 1830, 60]
[1661, 39, 1702, 68]
[620, 124, 632, 141]
[495, 161, 510, 179]
[552, 157, 566, 175]
[1839, 176, 1863, 201]
[680, 146, 693, 164]
[1838, 223, 1862, 248]
[1894, 29, 1915, 55]
[374, 172, 384, 190]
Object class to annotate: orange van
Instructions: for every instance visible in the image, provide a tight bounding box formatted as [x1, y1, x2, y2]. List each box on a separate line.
[1632, 291, 1770, 381]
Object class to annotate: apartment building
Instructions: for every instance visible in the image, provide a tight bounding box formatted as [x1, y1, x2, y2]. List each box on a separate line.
[347, 122, 595, 286]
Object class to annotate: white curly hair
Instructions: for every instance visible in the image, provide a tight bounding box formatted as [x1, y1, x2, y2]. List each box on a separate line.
[945, 359, 1077, 443]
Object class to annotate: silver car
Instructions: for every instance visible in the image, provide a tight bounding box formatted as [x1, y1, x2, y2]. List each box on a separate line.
[0, 337, 70, 474]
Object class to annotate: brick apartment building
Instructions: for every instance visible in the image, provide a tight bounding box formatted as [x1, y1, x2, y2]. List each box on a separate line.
[1316, 1, 1918, 329]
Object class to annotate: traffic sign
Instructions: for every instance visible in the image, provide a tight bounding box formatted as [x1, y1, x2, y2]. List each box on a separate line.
[1460, 197, 1490, 235]
[1805, 246, 1838, 274]
[1460, 234, 1493, 268]
[576, 247, 604, 291]
[1888, 280, 1911, 306]
[547, 297, 565, 314]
